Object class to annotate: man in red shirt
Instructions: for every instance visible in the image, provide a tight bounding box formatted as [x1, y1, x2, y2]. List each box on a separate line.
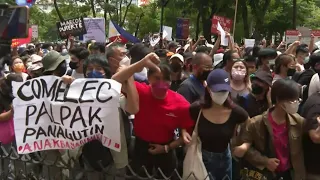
[112, 53, 194, 179]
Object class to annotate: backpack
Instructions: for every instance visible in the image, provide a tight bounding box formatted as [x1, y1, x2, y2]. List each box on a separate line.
[81, 140, 113, 171]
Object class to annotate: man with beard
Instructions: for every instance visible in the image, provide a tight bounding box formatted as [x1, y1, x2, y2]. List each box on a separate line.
[169, 54, 188, 91]
[177, 52, 213, 103]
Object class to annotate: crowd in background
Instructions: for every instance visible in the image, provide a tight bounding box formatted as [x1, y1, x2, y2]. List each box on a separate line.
[0, 33, 320, 180]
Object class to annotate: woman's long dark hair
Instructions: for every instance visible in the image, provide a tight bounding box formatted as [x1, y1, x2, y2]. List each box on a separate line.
[200, 86, 235, 109]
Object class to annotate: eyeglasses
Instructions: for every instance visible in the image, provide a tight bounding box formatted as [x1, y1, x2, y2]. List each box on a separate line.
[288, 98, 302, 104]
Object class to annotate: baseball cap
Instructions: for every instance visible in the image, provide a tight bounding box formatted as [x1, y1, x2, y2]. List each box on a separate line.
[251, 70, 272, 87]
[28, 63, 43, 72]
[207, 69, 231, 92]
[42, 50, 67, 73]
[170, 54, 184, 63]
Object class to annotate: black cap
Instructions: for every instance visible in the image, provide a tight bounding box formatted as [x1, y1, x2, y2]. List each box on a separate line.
[183, 52, 194, 62]
[251, 70, 273, 87]
[258, 48, 277, 58]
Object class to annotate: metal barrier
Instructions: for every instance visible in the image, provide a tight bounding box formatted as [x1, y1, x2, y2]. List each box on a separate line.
[0, 143, 212, 180]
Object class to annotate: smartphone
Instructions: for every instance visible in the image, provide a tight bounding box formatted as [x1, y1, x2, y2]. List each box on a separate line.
[0, 6, 29, 39]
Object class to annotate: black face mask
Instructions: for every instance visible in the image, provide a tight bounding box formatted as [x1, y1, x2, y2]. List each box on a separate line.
[55, 62, 67, 77]
[199, 70, 211, 80]
[287, 68, 296, 76]
[171, 63, 182, 73]
[69, 61, 79, 70]
[252, 83, 264, 95]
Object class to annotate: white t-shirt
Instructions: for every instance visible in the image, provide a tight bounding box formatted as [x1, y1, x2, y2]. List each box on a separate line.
[308, 73, 320, 97]
[71, 70, 84, 79]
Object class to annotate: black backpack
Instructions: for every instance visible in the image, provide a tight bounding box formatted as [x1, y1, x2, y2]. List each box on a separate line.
[81, 140, 113, 171]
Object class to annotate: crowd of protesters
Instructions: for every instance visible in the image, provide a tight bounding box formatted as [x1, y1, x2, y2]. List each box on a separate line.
[0, 32, 320, 180]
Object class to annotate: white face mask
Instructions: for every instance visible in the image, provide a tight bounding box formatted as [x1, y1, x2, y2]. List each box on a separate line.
[210, 91, 229, 105]
[119, 56, 131, 66]
[282, 101, 299, 114]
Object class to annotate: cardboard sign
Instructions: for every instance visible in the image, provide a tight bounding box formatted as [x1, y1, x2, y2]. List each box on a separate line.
[57, 17, 87, 39]
[31, 25, 38, 38]
[12, 76, 122, 154]
[11, 28, 32, 48]
[176, 18, 190, 40]
[285, 30, 300, 43]
[311, 30, 320, 42]
[83, 18, 106, 43]
[245, 39, 255, 48]
[211, 15, 232, 34]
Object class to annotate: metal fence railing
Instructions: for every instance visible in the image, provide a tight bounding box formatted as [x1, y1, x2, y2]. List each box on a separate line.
[0, 143, 213, 180]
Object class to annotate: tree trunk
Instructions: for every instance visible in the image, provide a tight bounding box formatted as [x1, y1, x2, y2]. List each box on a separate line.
[90, 0, 96, 17]
[292, 0, 297, 29]
[104, 2, 107, 23]
[116, 1, 119, 24]
[120, 0, 133, 27]
[53, 0, 64, 21]
[240, 0, 249, 38]
[202, 15, 212, 43]
[195, 12, 201, 40]
[119, 0, 123, 24]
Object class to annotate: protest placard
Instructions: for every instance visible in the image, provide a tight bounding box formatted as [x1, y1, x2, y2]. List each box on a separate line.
[83, 18, 106, 43]
[211, 15, 232, 34]
[12, 76, 122, 154]
[57, 17, 87, 39]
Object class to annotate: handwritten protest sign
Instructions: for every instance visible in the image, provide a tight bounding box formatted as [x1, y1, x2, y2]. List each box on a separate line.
[56, 17, 87, 39]
[83, 18, 106, 43]
[211, 15, 232, 34]
[12, 76, 122, 154]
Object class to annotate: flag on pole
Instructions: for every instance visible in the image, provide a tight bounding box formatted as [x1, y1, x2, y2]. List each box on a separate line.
[108, 21, 140, 44]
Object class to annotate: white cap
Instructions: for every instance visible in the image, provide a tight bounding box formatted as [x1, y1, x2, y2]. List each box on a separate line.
[170, 53, 184, 63]
[213, 53, 224, 67]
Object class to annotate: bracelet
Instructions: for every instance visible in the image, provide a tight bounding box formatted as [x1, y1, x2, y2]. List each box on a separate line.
[164, 145, 169, 153]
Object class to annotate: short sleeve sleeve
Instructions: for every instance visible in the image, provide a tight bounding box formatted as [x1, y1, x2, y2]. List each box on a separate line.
[134, 81, 149, 96]
[119, 94, 126, 111]
[175, 96, 195, 130]
[304, 104, 320, 132]
[177, 83, 194, 103]
[308, 74, 320, 97]
[233, 105, 249, 124]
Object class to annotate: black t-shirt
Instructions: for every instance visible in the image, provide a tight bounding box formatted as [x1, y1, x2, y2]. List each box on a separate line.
[238, 94, 269, 118]
[301, 92, 320, 174]
[189, 102, 248, 153]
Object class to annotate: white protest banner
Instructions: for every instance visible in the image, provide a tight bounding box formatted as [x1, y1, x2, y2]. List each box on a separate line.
[285, 30, 300, 43]
[83, 18, 106, 43]
[12, 76, 122, 154]
[245, 39, 255, 48]
[161, 26, 172, 40]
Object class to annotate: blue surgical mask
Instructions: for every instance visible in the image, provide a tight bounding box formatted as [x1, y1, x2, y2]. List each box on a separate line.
[87, 70, 105, 78]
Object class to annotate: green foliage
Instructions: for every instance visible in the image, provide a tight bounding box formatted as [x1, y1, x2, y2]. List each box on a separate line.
[28, 0, 320, 43]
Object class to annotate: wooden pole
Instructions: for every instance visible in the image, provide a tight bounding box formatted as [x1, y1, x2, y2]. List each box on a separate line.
[232, 0, 239, 36]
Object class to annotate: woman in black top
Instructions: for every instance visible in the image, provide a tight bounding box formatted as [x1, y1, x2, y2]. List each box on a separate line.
[182, 69, 248, 180]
